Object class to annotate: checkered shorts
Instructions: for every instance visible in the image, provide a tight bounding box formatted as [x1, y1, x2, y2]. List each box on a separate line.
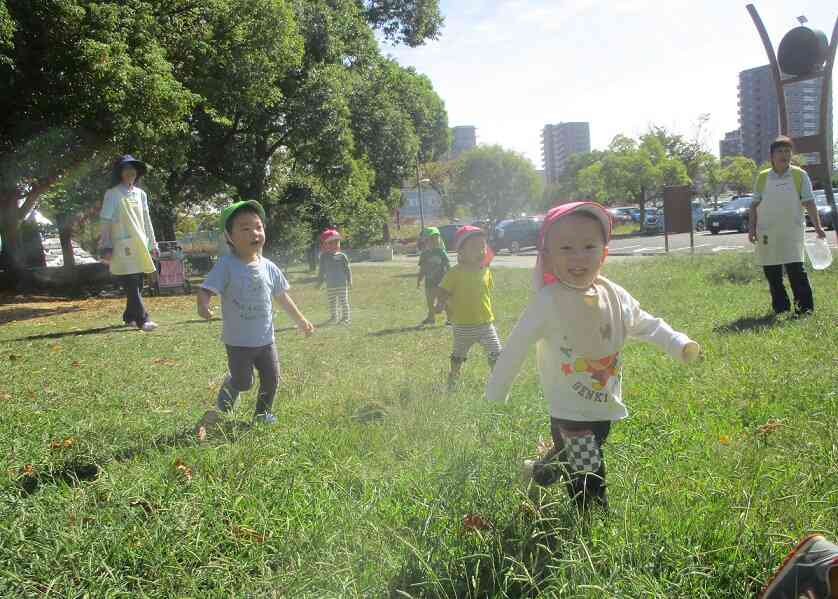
[564, 432, 602, 474]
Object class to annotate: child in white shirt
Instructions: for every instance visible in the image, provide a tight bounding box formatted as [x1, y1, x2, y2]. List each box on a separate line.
[485, 202, 700, 511]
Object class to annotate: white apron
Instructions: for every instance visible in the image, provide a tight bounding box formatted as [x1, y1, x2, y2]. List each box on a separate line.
[109, 191, 155, 276]
[754, 172, 805, 266]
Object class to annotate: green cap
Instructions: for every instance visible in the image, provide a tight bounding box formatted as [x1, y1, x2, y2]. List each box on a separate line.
[421, 226, 441, 238]
[219, 200, 266, 233]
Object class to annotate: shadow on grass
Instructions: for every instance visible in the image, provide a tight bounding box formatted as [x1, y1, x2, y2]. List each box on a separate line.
[369, 324, 440, 338]
[6, 323, 128, 342]
[393, 273, 418, 278]
[714, 314, 779, 334]
[388, 501, 582, 598]
[0, 305, 82, 325]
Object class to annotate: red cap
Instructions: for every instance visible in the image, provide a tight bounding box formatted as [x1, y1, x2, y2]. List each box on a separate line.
[454, 225, 494, 267]
[319, 229, 341, 246]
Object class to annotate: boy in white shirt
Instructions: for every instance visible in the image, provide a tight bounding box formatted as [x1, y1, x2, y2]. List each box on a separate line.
[485, 202, 700, 511]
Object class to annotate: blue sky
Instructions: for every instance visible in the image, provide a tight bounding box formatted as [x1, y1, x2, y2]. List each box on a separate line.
[382, 0, 837, 167]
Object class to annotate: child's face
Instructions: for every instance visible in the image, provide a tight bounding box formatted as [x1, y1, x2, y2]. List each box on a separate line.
[427, 235, 441, 249]
[229, 211, 265, 258]
[459, 235, 486, 265]
[544, 214, 607, 288]
[120, 166, 137, 186]
[324, 239, 340, 253]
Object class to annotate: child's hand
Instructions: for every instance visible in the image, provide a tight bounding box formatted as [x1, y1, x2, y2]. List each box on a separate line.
[298, 318, 315, 336]
[682, 341, 701, 363]
[197, 303, 213, 320]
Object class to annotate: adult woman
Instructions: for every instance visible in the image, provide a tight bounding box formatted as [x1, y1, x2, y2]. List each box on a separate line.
[99, 155, 159, 331]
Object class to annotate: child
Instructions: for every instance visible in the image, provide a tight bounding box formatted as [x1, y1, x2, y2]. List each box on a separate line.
[435, 225, 501, 390]
[416, 227, 450, 325]
[197, 200, 314, 424]
[317, 228, 352, 325]
[99, 154, 159, 331]
[485, 202, 700, 511]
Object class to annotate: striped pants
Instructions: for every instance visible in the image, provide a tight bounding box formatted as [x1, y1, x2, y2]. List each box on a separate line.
[327, 286, 351, 323]
[451, 323, 502, 363]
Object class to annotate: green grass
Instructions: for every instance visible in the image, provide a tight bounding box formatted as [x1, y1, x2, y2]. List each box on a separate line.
[0, 255, 836, 597]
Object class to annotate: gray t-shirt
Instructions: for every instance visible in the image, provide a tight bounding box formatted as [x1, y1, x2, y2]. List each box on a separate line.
[201, 255, 290, 347]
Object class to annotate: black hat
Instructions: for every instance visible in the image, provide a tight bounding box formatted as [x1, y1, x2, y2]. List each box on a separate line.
[113, 154, 148, 177]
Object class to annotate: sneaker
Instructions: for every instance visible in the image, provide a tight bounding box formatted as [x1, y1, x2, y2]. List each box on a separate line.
[216, 376, 238, 413]
[340, 319, 351, 326]
[760, 534, 838, 599]
[124, 321, 137, 328]
[254, 413, 278, 425]
[141, 321, 158, 332]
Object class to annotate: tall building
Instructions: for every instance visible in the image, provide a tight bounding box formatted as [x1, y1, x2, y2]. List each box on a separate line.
[541, 122, 590, 185]
[450, 126, 477, 158]
[719, 129, 743, 159]
[738, 65, 832, 165]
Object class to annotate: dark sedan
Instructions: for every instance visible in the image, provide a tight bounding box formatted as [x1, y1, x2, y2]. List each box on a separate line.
[706, 196, 753, 234]
[807, 191, 836, 230]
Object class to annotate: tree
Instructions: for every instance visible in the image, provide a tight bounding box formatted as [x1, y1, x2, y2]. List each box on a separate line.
[698, 153, 725, 206]
[452, 146, 542, 222]
[722, 156, 758, 196]
[358, 0, 444, 47]
[420, 160, 458, 219]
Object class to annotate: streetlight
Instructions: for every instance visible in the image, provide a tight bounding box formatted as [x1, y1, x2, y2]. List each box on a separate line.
[417, 177, 430, 230]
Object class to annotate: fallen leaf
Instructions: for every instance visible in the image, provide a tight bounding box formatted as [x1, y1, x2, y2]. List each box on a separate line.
[50, 437, 77, 450]
[128, 499, 156, 515]
[462, 514, 491, 531]
[50, 344, 61, 353]
[152, 357, 178, 366]
[196, 426, 207, 442]
[71, 361, 82, 368]
[20, 464, 35, 477]
[536, 439, 554, 457]
[231, 525, 266, 544]
[756, 419, 783, 435]
[174, 459, 192, 482]
[719, 435, 730, 445]
[0, 392, 11, 401]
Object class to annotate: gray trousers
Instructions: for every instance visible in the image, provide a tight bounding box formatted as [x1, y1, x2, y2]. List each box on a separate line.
[225, 344, 280, 416]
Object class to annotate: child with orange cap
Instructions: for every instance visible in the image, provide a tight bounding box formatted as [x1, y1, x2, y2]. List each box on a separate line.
[317, 228, 352, 325]
[486, 202, 700, 511]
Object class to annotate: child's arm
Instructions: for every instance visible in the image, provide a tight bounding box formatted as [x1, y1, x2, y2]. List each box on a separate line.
[196, 287, 215, 320]
[276, 292, 314, 336]
[434, 287, 451, 313]
[316, 253, 325, 288]
[485, 292, 548, 403]
[344, 255, 352, 288]
[621, 289, 700, 363]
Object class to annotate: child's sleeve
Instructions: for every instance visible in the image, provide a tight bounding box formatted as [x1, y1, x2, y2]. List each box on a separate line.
[271, 264, 291, 299]
[317, 253, 326, 285]
[201, 257, 227, 295]
[343, 254, 352, 285]
[485, 291, 549, 403]
[620, 287, 693, 362]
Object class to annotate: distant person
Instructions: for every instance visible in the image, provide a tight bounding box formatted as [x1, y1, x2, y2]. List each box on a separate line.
[435, 226, 501, 390]
[316, 229, 352, 325]
[416, 227, 450, 326]
[759, 534, 838, 599]
[197, 200, 314, 425]
[485, 202, 700, 511]
[99, 155, 159, 331]
[748, 136, 826, 316]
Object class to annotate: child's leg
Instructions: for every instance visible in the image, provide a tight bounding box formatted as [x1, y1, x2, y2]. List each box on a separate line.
[424, 287, 436, 321]
[551, 418, 611, 511]
[218, 346, 256, 412]
[449, 325, 478, 387]
[327, 287, 341, 322]
[339, 287, 351, 323]
[478, 324, 503, 368]
[252, 344, 280, 417]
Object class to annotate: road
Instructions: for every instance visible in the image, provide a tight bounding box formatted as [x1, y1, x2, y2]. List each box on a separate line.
[375, 229, 837, 270]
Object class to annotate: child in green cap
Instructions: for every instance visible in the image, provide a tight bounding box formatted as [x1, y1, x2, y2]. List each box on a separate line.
[197, 200, 314, 424]
[416, 227, 450, 325]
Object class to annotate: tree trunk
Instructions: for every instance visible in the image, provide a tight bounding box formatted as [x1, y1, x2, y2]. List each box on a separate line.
[59, 223, 76, 272]
[0, 191, 23, 289]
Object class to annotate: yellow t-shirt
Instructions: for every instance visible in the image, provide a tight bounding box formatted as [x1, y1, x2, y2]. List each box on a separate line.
[439, 265, 494, 325]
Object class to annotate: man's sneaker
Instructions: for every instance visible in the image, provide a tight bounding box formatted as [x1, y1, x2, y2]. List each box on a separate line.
[254, 413, 278, 425]
[760, 534, 838, 599]
[141, 321, 158, 332]
[216, 376, 238, 413]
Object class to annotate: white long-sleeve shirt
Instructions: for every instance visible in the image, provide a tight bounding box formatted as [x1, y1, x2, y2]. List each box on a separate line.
[486, 276, 694, 422]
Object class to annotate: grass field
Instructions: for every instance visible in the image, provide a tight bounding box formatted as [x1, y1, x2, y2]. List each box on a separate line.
[0, 254, 836, 598]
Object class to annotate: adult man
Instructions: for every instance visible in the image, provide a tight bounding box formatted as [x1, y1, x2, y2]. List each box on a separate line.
[748, 136, 826, 315]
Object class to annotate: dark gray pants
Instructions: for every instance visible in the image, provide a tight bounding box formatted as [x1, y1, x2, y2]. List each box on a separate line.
[225, 344, 280, 416]
[116, 273, 148, 327]
[762, 262, 813, 314]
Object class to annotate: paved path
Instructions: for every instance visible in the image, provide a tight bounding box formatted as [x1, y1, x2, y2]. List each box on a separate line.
[357, 229, 837, 270]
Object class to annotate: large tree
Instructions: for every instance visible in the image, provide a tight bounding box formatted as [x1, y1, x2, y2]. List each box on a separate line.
[452, 146, 542, 222]
[721, 156, 758, 196]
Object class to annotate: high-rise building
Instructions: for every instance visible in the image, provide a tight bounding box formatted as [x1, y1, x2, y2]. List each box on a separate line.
[450, 126, 477, 158]
[719, 129, 743, 159]
[541, 122, 590, 185]
[738, 65, 832, 165]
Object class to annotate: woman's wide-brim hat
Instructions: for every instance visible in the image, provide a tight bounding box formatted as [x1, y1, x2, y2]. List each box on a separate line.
[113, 154, 148, 177]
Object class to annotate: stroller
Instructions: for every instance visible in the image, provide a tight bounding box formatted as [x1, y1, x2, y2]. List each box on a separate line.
[150, 241, 192, 295]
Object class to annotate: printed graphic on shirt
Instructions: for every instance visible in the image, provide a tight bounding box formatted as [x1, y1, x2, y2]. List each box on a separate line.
[233, 271, 270, 322]
[561, 352, 620, 390]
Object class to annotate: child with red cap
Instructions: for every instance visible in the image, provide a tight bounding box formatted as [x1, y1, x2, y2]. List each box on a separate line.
[485, 202, 700, 511]
[435, 225, 501, 390]
[317, 228, 352, 325]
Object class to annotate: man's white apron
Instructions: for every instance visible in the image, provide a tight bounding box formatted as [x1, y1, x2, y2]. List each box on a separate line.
[755, 172, 805, 266]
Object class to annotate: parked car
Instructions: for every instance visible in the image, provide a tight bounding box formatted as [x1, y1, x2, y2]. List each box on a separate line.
[706, 196, 753, 234]
[490, 216, 543, 253]
[641, 202, 705, 235]
[808, 190, 836, 230]
[608, 207, 634, 224]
